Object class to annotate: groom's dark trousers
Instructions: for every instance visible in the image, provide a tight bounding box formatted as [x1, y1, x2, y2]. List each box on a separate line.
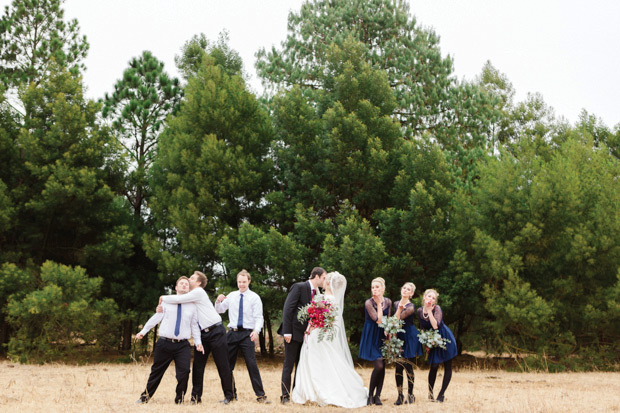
[279, 281, 312, 398]
[281, 340, 303, 396]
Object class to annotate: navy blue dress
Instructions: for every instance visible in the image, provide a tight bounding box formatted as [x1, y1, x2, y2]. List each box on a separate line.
[394, 301, 423, 358]
[417, 305, 457, 364]
[358, 297, 392, 361]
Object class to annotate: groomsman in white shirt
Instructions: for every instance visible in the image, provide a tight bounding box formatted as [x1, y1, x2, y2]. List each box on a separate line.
[215, 269, 269, 404]
[159, 271, 235, 404]
[136, 276, 204, 404]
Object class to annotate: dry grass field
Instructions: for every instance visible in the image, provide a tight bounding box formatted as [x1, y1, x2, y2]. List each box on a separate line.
[1, 357, 619, 413]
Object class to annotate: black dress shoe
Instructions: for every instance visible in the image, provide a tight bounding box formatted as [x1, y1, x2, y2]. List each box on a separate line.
[220, 398, 234, 404]
[135, 398, 148, 404]
[280, 395, 290, 404]
[190, 397, 201, 405]
[394, 393, 404, 405]
[367, 395, 373, 406]
[436, 395, 445, 403]
[373, 395, 383, 405]
[257, 396, 271, 404]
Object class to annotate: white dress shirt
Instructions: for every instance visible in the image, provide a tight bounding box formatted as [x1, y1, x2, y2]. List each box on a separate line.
[161, 287, 222, 330]
[138, 302, 202, 345]
[215, 289, 264, 333]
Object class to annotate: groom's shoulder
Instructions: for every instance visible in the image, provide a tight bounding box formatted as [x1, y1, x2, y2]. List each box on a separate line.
[292, 280, 309, 289]
[288, 280, 308, 293]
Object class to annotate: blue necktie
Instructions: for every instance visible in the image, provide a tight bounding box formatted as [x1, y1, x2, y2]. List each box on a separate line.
[237, 293, 244, 328]
[174, 304, 182, 336]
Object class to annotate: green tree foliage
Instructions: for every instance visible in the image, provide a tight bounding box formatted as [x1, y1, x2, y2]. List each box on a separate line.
[451, 135, 620, 365]
[476, 61, 566, 153]
[6, 261, 120, 362]
[270, 38, 403, 225]
[375, 139, 456, 289]
[0, 68, 139, 356]
[102, 50, 182, 218]
[256, 0, 495, 152]
[6, 67, 131, 269]
[0, 0, 88, 89]
[0, 262, 35, 349]
[147, 47, 274, 279]
[175, 31, 243, 80]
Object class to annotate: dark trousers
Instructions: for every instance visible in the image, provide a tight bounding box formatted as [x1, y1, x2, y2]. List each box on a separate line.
[280, 339, 303, 397]
[191, 324, 234, 401]
[228, 329, 265, 398]
[141, 338, 191, 403]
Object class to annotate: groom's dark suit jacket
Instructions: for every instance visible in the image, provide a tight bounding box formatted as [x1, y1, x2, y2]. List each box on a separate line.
[278, 281, 312, 343]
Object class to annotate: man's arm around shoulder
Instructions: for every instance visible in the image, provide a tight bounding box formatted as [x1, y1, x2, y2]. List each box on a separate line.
[161, 287, 206, 304]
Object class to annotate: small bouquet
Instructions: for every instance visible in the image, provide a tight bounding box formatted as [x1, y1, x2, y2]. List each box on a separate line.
[379, 315, 405, 364]
[297, 295, 338, 342]
[417, 329, 451, 359]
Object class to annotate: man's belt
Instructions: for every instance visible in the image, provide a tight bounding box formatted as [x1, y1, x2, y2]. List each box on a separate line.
[201, 321, 222, 332]
[160, 337, 188, 343]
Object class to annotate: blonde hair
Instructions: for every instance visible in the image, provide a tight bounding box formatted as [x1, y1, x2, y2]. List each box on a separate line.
[371, 277, 386, 292]
[423, 288, 439, 301]
[237, 269, 251, 282]
[401, 282, 416, 298]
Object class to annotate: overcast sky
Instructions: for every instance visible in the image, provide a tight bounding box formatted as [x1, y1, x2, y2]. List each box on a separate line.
[53, 0, 620, 128]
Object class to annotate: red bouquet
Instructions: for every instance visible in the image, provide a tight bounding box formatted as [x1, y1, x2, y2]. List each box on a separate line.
[297, 295, 338, 342]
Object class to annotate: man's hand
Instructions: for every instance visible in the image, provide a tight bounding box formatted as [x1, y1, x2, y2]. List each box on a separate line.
[136, 333, 144, 340]
[284, 335, 292, 343]
[216, 294, 227, 303]
[196, 344, 205, 354]
[250, 331, 259, 342]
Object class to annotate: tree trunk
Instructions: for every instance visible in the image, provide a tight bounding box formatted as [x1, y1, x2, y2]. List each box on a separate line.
[265, 311, 274, 356]
[121, 319, 133, 351]
[0, 315, 10, 355]
[259, 327, 266, 356]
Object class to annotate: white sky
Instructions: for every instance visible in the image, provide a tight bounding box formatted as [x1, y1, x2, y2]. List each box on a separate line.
[51, 0, 620, 127]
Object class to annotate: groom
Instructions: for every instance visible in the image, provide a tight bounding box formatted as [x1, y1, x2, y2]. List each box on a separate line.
[278, 266, 327, 404]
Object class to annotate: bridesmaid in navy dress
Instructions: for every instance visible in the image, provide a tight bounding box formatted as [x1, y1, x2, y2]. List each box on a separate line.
[417, 288, 457, 403]
[358, 277, 392, 406]
[393, 282, 423, 405]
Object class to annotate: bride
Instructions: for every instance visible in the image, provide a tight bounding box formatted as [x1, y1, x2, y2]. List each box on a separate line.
[291, 271, 368, 408]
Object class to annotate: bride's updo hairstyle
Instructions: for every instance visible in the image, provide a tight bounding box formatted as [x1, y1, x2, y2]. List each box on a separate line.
[326, 271, 346, 295]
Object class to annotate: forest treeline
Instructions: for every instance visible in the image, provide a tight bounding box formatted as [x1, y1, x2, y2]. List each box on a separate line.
[1, 0, 619, 370]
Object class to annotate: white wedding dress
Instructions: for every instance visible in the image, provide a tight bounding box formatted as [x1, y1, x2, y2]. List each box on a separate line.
[291, 272, 368, 408]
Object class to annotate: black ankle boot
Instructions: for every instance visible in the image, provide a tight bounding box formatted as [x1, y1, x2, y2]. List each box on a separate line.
[407, 394, 415, 404]
[394, 393, 404, 406]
